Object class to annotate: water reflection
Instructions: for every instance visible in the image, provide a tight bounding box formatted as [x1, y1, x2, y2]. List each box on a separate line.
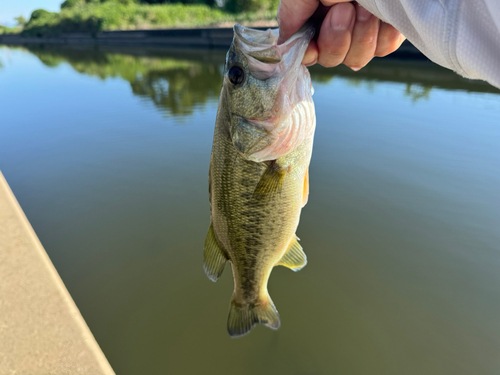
[130, 64, 222, 115]
[13, 44, 499, 117]
[404, 83, 432, 102]
[24, 45, 223, 115]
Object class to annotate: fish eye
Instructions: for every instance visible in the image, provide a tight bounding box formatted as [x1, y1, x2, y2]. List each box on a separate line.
[228, 65, 245, 85]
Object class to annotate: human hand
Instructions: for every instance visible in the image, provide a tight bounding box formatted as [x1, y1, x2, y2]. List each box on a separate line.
[277, 0, 406, 70]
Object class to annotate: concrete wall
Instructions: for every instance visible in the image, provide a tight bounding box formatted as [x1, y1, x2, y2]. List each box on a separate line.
[0, 28, 423, 58]
[0, 28, 236, 49]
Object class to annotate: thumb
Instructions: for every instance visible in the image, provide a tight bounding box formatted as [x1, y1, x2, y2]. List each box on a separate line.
[278, 0, 319, 44]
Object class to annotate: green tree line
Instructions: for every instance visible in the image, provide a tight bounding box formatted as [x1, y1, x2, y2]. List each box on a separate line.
[20, 0, 279, 36]
[59, 0, 279, 13]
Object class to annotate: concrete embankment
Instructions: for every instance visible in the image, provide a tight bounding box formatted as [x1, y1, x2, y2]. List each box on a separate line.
[0, 27, 424, 58]
[0, 172, 115, 374]
[0, 28, 235, 48]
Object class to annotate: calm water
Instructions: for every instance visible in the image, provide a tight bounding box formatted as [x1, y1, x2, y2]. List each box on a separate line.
[1, 44, 500, 375]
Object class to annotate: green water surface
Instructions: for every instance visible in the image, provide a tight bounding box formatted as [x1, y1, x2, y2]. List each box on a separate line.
[0, 44, 499, 375]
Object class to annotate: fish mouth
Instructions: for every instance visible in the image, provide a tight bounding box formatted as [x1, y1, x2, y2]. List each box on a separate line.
[233, 25, 282, 64]
[233, 25, 279, 49]
[233, 24, 315, 80]
[233, 24, 315, 63]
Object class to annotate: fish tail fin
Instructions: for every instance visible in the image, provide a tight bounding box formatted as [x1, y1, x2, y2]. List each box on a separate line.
[227, 296, 280, 338]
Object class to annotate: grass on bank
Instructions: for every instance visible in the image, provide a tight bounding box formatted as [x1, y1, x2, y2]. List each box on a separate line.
[0, 26, 21, 35]
[20, 1, 278, 37]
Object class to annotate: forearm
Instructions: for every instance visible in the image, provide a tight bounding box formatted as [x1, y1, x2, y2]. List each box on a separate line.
[358, 0, 500, 88]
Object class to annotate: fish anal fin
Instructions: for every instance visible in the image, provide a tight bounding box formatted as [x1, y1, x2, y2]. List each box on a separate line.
[204, 223, 228, 282]
[253, 161, 286, 200]
[302, 167, 309, 207]
[227, 297, 280, 338]
[277, 236, 307, 272]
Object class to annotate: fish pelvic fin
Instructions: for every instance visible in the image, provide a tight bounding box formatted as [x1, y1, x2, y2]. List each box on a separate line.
[253, 161, 286, 201]
[204, 223, 228, 282]
[227, 297, 280, 338]
[277, 236, 307, 272]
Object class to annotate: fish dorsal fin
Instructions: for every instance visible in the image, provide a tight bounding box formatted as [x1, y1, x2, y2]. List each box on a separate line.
[277, 236, 307, 271]
[253, 162, 286, 200]
[302, 167, 309, 207]
[204, 223, 228, 282]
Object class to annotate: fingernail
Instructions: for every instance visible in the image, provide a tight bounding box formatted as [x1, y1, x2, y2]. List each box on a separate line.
[331, 4, 354, 31]
[356, 5, 372, 22]
[302, 45, 316, 66]
[277, 31, 285, 45]
[304, 57, 317, 67]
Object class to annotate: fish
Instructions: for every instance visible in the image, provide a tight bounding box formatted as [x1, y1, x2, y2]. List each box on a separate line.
[204, 23, 316, 338]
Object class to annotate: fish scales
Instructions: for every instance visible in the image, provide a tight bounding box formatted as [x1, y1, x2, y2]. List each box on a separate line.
[204, 23, 316, 337]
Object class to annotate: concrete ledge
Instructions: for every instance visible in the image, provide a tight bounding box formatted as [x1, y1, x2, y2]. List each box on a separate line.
[0, 171, 114, 374]
[0, 28, 423, 57]
[0, 28, 237, 49]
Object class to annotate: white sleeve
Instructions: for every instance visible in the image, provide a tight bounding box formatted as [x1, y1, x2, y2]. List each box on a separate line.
[358, 0, 500, 89]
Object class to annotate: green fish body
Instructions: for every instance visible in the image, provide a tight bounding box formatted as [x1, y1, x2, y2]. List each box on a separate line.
[204, 24, 316, 337]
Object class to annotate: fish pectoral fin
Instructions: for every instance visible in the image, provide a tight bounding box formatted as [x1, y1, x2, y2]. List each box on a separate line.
[277, 236, 307, 272]
[204, 223, 228, 282]
[253, 161, 286, 200]
[227, 297, 280, 338]
[302, 167, 309, 207]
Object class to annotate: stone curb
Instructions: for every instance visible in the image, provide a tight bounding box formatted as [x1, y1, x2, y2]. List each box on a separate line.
[0, 171, 115, 375]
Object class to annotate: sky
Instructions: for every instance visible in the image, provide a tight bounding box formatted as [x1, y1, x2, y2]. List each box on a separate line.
[0, 0, 62, 26]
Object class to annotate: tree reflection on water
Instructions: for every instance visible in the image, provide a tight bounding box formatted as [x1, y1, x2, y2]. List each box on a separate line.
[130, 64, 222, 115]
[19, 44, 499, 115]
[24, 45, 224, 116]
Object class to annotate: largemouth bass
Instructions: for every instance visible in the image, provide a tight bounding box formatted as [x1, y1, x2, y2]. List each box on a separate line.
[204, 23, 316, 337]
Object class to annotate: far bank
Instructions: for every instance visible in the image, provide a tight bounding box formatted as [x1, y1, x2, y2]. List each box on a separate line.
[0, 27, 423, 59]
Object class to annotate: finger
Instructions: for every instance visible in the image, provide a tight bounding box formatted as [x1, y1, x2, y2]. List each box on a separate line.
[316, 2, 355, 68]
[375, 22, 406, 57]
[277, 0, 319, 43]
[343, 4, 379, 70]
[320, 0, 353, 5]
[302, 40, 319, 65]
[277, 0, 353, 44]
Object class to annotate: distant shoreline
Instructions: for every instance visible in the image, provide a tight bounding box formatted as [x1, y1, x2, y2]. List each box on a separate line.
[0, 26, 267, 49]
[1, 27, 423, 58]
